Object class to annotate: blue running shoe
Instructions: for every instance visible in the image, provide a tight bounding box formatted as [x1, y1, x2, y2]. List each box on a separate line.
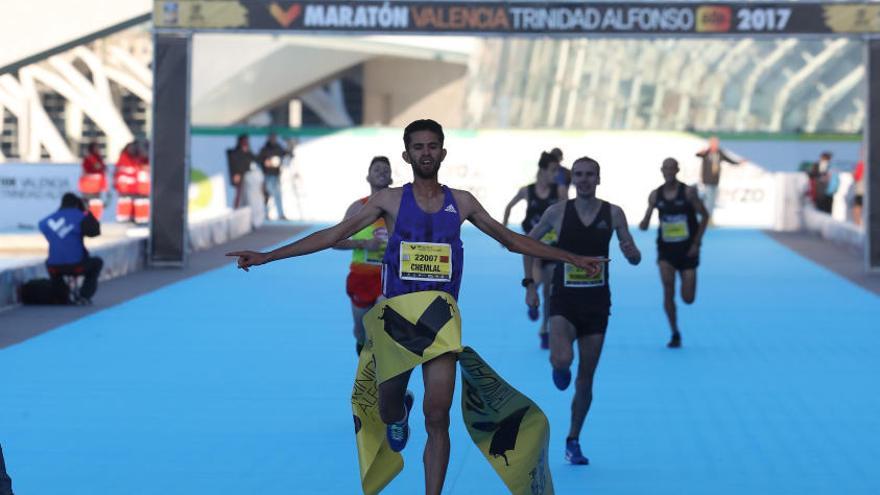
[565, 438, 589, 465]
[527, 305, 539, 321]
[386, 390, 415, 452]
[552, 368, 571, 390]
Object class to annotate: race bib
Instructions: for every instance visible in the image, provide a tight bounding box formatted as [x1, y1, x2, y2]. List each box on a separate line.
[540, 230, 558, 245]
[363, 227, 388, 265]
[564, 263, 605, 288]
[661, 214, 690, 243]
[400, 242, 452, 282]
[364, 244, 386, 265]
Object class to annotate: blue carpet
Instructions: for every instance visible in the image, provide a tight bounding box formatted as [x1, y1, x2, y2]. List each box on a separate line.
[1, 228, 878, 494]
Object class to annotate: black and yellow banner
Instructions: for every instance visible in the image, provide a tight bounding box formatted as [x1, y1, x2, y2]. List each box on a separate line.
[155, 1, 880, 36]
[460, 347, 554, 494]
[351, 291, 553, 494]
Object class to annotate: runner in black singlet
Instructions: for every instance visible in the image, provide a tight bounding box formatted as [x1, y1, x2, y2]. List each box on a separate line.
[524, 157, 642, 466]
[503, 151, 563, 348]
[638, 158, 709, 348]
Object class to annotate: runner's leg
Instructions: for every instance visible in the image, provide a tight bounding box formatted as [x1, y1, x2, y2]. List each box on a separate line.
[378, 369, 414, 424]
[569, 332, 606, 439]
[422, 353, 457, 495]
[351, 303, 369, 355]
[659, 261, 681, 347]
[680, 268, 697, 305]
[549, 315, 577, 389]
[539, 263, 554, 346]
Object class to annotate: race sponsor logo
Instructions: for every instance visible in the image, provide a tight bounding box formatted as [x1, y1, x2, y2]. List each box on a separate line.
[161, 1, 179, 26]
[696, 5, 732, 32]
[47, 217, 75, 239]
[823, 5, 880, 33]
[269, 2, 302, 27]
[509, 6, 694, 32]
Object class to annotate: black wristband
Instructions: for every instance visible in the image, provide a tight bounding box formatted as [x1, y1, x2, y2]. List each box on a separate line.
[521, 278, 535, 287]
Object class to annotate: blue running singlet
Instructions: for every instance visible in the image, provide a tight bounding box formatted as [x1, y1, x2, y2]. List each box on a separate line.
[382, 183, 464, 300]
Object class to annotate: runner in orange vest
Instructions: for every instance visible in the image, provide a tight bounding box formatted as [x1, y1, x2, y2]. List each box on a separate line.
[333, 156, 393, 355]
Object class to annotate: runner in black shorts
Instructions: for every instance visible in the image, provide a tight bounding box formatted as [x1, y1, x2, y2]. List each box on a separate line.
[524, 156, 641, 465]
[503, 151, 566, 348]
[638, 158, 709, 349]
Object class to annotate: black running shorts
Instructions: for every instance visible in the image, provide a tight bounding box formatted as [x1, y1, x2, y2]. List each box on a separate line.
[548, 298, 609, 338]
[658, 242, 699, 271]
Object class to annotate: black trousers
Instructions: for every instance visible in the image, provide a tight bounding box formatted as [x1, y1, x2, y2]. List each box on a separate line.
[815, 196, 833, 214]
[49, 256, 104, 299]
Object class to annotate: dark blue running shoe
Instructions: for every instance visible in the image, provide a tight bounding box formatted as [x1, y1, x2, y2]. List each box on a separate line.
[527, 305, 540, 321]
[565, 438, 590, 465]
[539, 332, 549, 350]
[552, 368, 571, 390]
[386, 390, 415, 452]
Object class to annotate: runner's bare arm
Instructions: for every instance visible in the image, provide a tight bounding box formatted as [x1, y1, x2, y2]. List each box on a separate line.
[454, 190, 605, 275]
[557, 183, 569, 200]
[227, 191, 388, 271]
[501, 187, 526, 227]
[638, 190, 657, 231]
[611, 204, 642, 265]
[333, 200, 373, 250]
[686, 185, 710, 248]
[521, 202, 563, 280]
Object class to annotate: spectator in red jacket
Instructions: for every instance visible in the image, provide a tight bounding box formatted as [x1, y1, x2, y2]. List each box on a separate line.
[81, 143, 106, 175]
[114, 142, 141, 222]
[79, 142, 107, 219]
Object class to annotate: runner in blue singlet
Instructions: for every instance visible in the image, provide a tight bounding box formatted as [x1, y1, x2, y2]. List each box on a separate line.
[227, 120, 605, 495]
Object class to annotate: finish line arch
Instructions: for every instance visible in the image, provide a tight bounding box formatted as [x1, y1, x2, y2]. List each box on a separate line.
[149, 0, 880, 271]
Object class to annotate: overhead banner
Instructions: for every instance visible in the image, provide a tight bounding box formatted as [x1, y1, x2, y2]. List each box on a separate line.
[154, 1, 880, 36]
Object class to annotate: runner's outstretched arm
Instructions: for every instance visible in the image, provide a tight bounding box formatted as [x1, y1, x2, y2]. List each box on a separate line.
[520, 201, 564, 280]
[611, 205, 642, 265]
[455, 191, 605, 273]
[332, 200, 383, 251]
[501, 187, 526, 227]
[519, 202, 565, 308]
[638, 190, 657, 231]
[227, 191, 387, 271]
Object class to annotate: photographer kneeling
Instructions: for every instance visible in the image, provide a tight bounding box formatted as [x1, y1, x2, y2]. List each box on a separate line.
[38, 193, 103, 304]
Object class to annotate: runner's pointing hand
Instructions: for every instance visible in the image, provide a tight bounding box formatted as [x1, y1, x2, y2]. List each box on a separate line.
[226, 250, 269, 271]
[573, 255, 608, 278]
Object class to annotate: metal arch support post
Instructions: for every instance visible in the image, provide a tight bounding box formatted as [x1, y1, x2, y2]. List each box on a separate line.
[865, 39, 880, 272]
[149, 33, 192, 267]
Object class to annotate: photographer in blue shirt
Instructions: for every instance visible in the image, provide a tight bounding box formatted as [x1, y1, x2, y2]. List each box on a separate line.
[38, 193, 103, 303]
